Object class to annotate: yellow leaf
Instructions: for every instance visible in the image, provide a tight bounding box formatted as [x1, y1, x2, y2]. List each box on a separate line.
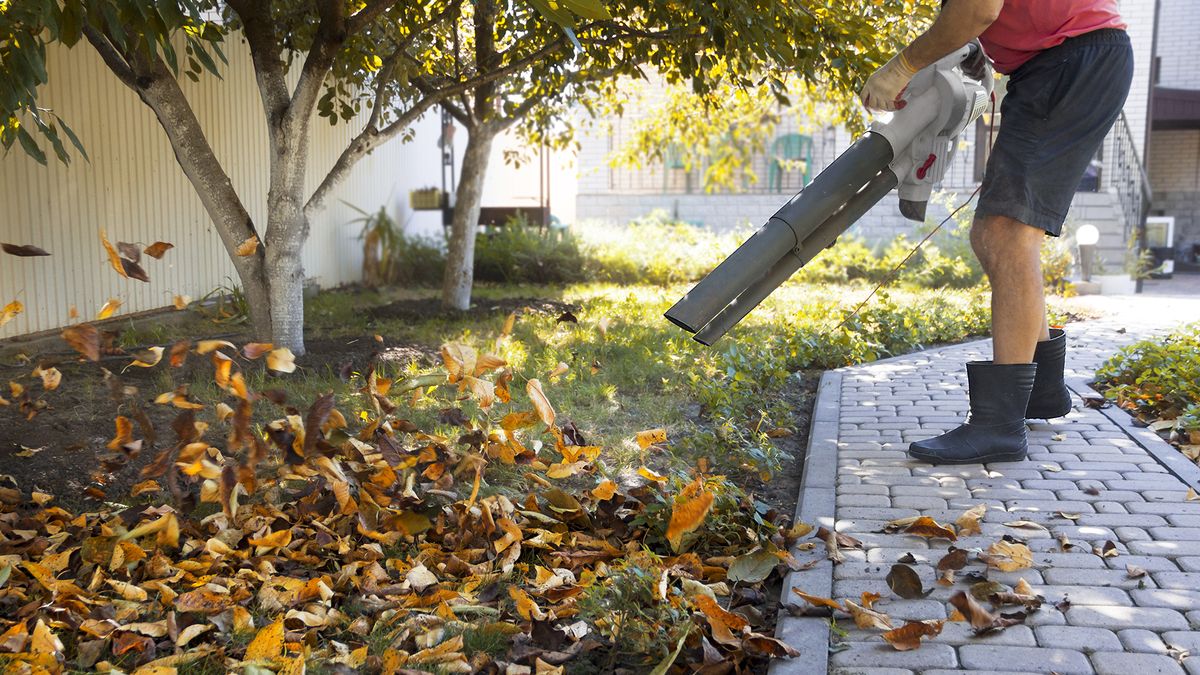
[33, 366, 61, 391]
[692, 594, 748, 646]
[666, 487, 713, 552]
[97, 297, 122, 319]
[126, 346, 165, 369]
[236, 235, 260, 256]
[0, 300, 22, 327]
[106, 579, 148, 601]
[248, 529, 292, 549]
[243, 619, 285, 661]
[440, 343, 477, 383]
[100, 229, 128, 278]
[501, 312, 516, 336]
[130, 480, 161, 497]
[527, 378, 555, 427]
[591, 479, 617, 501]
[195, 339, 235, 354]
[881, 620, 944, 651]
[30, 619, 62, 655]
[791, 588, 843, 610]
[1187, 487, 1198, 502]
[844, 599, 893, 630]
[636, 428, 667, 449]
[267, 347, 296, 373]
[509, 586, 547, 621]
[637, 466, 667, 482]
[242, 342, 274, 360]
[172, 294, 191, 310]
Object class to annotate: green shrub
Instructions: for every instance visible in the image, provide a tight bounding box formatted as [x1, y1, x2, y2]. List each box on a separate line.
[576, 210, 748, 285]
[1094, 323, 1200, 422]
[474, 218, 587, 284]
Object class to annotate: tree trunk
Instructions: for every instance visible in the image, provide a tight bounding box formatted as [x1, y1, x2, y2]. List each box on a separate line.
[442, 125, 496, 310]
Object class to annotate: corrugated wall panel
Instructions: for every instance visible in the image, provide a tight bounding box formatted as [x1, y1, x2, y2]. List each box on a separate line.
[0, 36, 447, 339]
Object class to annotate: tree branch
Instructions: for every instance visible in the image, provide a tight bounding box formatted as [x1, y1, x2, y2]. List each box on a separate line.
[225, 0, 290, 121]
[80, 25, 137, 89]
[347, 0, 404, 35]
[289, 0, 347, 130]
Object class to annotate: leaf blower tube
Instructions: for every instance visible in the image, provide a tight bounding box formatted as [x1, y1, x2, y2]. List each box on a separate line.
[665, 46, 989, 344]
[664, 132, 895, 340]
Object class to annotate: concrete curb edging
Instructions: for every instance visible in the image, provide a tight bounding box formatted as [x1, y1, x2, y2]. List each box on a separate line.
[769, 369, 842, 675]
[1067, 375, 1200, 494]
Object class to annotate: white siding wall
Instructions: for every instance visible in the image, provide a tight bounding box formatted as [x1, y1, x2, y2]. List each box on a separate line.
[0, 37, 452, 339]
[1121, 0, 1157, 157]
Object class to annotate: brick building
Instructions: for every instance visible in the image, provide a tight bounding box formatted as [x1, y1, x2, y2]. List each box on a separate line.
[576, 0, 1187, 275]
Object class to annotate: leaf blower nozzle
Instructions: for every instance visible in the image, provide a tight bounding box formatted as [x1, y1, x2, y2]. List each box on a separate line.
[666, 45, 992, 344]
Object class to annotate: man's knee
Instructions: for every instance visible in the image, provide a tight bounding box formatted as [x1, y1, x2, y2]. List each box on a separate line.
[971, 215, 1043, 273]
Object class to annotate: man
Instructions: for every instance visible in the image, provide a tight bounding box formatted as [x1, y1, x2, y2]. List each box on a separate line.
[859, 0, 1133, 464]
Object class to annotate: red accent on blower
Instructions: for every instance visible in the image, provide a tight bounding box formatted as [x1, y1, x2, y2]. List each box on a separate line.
[916, 153, 937, 180]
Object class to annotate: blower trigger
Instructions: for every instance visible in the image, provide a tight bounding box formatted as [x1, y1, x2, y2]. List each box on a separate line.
[915, 153, 937, 180]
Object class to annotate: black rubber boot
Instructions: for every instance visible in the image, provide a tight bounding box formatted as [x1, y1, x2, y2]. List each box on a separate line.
[908, 361, 1037, 465]
[1026, 328, 1072, 419]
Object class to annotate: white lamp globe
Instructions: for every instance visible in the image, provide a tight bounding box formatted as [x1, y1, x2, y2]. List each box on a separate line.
[1076, 224, 1100, 246]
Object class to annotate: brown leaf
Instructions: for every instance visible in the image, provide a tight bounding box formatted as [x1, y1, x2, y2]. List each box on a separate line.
[950, 590, 998, 631]
[887, 563, 930, 599]
[791, 588, 842, 610]
[881, 620, 944, 651]
[62, 323, 100, 361]
[2, 243, 50, 256]
[693, 594, 749, 647]
[242, 342, 274, 360]
[988, 592, 1043, 610]
[955, 504, 987, 536]
[1127, 564, 1148, 579]
[1094, 540, 1120, 558]
[144, 241, 174, 258]
[936, 547, 969, 571]
[981, 540, 1034, 571]
[905, 516, 957, 540]
[117, 241, 141, 263]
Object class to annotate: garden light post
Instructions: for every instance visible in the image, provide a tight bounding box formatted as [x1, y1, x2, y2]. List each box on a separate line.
[1076, 223, 1100, 282]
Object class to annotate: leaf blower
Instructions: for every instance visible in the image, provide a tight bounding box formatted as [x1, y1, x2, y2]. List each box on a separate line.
[665, 44, 993, 345]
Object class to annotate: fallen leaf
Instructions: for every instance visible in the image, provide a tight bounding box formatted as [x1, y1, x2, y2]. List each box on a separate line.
[666, 486, 714, 552]
[936, 548, 969, 571]
[1014, 578, 1034, 595]
[527, 378, 555, 427]
[981, 540, 1034, 571]
[591, 479, 617, 501]
[1187, 488, 1198, 502]
[242, 342, 274, 360]
[887, 563, 930, 599]
[881, 620, 943, 651]
[692, 594, 748, 647]
[244, 619, 284, 661]
[144, 241, 174, 258]
[1093, 540, 1120, 558]
[2, 243, 51, 256]
[727, 550, 778, 584]
[844, 599, 893, 630]
[1, 300, 23, 327]
[62, 323, 101, 361]
[236, 235, 260, 256]
[97, 298, 122, 320]
[950, 590, 997, 631]
[267, 348, 296, 374]
[33, 366, 61, 391]
[904, 516, 957, 540]
[636, 428, 667, 449]
[791, 588, 842, 610]
[956, 504, 987, 536]
[125, 346, 164, 370]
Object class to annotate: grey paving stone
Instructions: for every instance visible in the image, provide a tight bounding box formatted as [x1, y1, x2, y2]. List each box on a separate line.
[1177, 557, 1200, 572]
[1090, 651, 1186, 675]
[826, 669, 911, 675]
[1093, 500, 1133, 514]
[923, 671, 1043, 675]
[837, 494, 893, 508]
[1119, 628, 1171, 654]
[1034, 625, 1122, 652]
[1150, 527, 1200, 541]
[1135, 542, 1200, 557]
[1036, 585, 1133, 606]
[1162, 630, 1200, 653]
[1131, 589, 1200, 610]
[936, 621, 1036, 646]
[890, 496, 949, 510]
[838, 507, 923, 521]
[1066, 605, 1188, 631]
[957, 645, 1092, 674]
[1116, 526, 1155, 542]
[1076, 513, 1169, 527]
[829, 642, 958, 670]
[1041, 567, 1152, 590]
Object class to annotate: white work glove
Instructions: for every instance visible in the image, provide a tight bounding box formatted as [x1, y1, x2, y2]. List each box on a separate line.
[860, 50, 919, 112]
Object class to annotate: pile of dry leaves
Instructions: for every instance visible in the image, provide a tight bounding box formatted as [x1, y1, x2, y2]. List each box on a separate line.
[0, 318, 813, 674]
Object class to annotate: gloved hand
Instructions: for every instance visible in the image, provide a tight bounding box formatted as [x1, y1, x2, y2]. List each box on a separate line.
[860, 50, 918, 112]
[961, 39, 990, 83]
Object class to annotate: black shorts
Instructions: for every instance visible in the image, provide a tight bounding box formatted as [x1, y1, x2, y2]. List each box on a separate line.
[976, 28, 1133, 237]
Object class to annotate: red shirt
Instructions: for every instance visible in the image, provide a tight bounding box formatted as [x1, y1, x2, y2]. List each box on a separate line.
[979, 0, 1126, 74]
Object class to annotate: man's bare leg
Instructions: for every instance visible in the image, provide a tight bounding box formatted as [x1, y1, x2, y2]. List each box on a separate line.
[970, 214, 1051, 362]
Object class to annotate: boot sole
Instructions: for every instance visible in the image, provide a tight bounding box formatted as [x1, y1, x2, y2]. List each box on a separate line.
[1025, 405, 1072, 420]
[906, 447, 1027, 465]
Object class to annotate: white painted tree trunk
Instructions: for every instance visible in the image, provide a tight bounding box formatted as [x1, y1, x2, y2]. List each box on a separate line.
[442, 126, 496, 310]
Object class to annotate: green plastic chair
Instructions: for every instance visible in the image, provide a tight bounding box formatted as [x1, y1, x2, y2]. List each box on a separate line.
[768, 133, 813, 192]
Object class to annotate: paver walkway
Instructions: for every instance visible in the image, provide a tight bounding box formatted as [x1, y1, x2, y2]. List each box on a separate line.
[773, 291, 1200, 675]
